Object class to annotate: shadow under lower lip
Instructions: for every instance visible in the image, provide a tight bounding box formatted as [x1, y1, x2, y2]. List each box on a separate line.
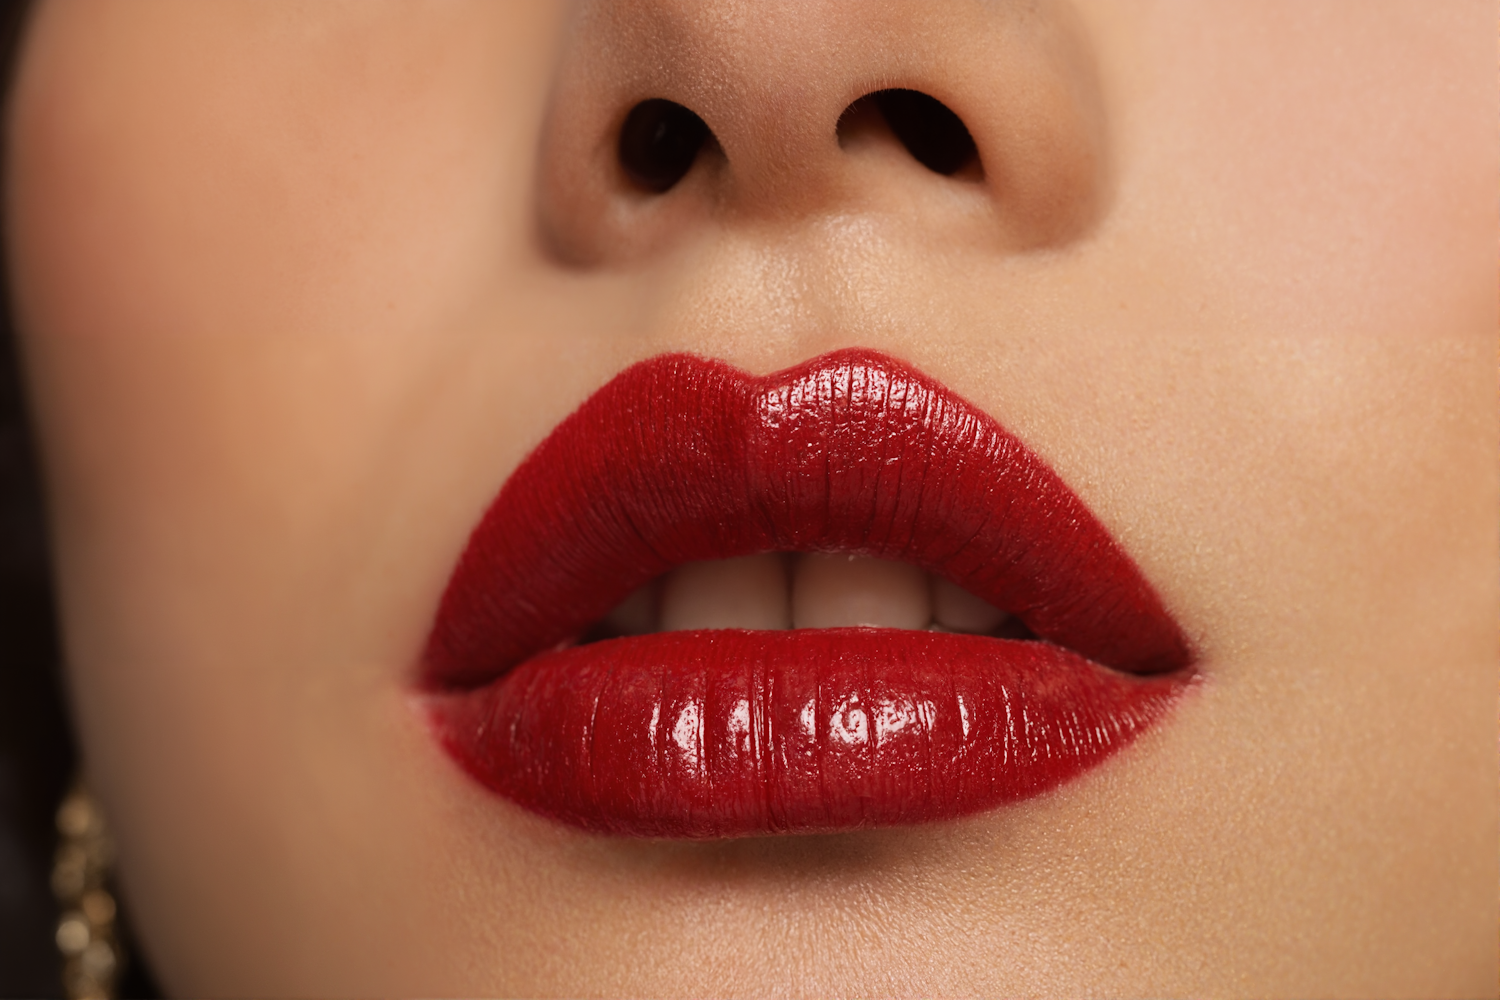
[428, 628, 1188, 839]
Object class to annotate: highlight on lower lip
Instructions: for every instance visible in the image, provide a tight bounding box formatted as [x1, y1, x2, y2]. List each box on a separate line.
[421, 348, 1195, 838]
[428, 629, 1186, 838]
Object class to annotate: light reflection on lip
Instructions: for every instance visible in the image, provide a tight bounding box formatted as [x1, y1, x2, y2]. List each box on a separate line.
[421, 348, 1194, 838]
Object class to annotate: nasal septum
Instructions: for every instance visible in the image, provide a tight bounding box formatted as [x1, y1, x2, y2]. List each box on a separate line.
[533, 0, 1109, 266]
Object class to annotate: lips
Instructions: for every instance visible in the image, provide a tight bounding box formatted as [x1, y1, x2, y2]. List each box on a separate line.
[421, 348, 1193, 837]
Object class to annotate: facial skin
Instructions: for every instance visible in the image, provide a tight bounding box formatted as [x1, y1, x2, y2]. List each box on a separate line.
[7, 0, 1496, 994]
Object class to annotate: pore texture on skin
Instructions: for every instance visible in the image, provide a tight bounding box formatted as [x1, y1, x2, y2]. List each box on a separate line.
[4, 0, 1495, 994]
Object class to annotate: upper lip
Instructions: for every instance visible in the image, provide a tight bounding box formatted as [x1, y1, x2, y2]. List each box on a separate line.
[422, 347, 1191, 692]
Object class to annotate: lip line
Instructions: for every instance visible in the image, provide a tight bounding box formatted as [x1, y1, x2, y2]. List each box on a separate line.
[421, 346, 1192, 693]
[420, 347, 1193, 836]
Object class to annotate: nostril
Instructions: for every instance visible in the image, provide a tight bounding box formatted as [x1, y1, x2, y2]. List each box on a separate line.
[841, 89, 980, 178]
[875, 90, 979, 177]
[617, 99, 713, 194]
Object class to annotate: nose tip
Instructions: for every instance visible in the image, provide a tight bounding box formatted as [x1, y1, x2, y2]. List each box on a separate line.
[537, 1, 1106, 267]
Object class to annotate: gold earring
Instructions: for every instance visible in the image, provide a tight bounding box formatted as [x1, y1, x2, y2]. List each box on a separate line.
[53, 781, 123, 1000]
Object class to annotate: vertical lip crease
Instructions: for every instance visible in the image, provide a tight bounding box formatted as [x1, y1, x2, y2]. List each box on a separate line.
[421, 347, 1193, 691]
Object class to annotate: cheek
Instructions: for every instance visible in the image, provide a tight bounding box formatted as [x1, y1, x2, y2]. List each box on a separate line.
[5, 4, 568, 989]
[5, 0, 1496, 995]
[1120, 0, 1497, 337]
[11, 2, 535, 342]
[6, 0, 563, 677]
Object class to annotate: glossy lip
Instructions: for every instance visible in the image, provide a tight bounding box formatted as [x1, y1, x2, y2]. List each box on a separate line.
[421, 348, 1194, 838]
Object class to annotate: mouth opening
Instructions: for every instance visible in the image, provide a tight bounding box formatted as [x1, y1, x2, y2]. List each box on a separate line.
[576, 552, 1039, 646]
[420, 349, 1194, 837]
[422, 348, 1193, 694]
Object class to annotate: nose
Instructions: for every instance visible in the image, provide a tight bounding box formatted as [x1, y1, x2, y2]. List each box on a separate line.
[537, 0, 1106, 267]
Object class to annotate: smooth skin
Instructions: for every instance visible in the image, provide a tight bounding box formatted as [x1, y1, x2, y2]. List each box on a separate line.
[8, 1, 1497, 995]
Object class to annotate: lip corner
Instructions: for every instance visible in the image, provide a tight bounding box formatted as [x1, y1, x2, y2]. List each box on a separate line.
[420, 348, 1194, 838]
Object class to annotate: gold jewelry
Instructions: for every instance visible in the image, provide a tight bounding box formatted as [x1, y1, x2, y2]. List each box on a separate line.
[53, 781, 123, 1000]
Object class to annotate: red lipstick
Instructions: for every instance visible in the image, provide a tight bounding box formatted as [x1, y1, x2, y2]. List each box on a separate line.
[422, 349, 1193, 837]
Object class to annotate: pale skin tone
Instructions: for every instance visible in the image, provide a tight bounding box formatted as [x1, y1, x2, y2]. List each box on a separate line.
[7, 0, 1497, 995]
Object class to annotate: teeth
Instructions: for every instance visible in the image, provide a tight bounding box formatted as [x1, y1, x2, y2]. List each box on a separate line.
[594, 554, 1015, 639]
[790, 553, 931, 630]
[931, 575, 1009, 634]
[659, 554, 791, 631]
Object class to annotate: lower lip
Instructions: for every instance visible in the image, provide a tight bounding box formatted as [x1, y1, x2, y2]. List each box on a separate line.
[427, 627, 1189, 838]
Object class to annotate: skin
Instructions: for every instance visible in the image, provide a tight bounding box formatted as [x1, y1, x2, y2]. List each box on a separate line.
[7, 0, 1497, 995]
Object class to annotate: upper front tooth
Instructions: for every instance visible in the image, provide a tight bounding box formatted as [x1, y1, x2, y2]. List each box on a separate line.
[659, 553, 790, 631]
[790, 553, 931, 630]
[931, 575, 1009, 634]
